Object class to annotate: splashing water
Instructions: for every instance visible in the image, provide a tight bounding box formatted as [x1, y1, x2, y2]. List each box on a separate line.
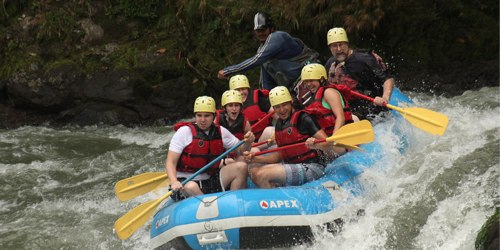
[0, 87, 498, 249]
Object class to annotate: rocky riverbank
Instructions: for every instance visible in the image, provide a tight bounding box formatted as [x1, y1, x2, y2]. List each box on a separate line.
[1, 1, 497, 129]
[1, 62, 497, 129]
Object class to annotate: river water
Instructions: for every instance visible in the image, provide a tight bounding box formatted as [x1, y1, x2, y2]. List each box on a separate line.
[0, 87, 498, 249]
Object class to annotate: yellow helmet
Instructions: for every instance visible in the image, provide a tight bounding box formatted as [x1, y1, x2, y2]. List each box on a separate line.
[327, 27, 349, 45]
[193, 96, 216, 113]
[301, 63, 327, 81]
[269, 86, 292, 106]
[221, 90, 243, 106]
[229, 75, 250, 90]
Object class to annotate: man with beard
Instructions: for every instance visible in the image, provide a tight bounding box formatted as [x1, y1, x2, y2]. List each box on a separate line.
[324, 27, 394, 121]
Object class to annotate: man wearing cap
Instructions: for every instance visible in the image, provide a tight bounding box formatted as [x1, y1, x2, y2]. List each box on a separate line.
[325, 27, 395, 120]
[217, 12, 319, 91]
[244, 87, 344, 188]
[166, 96, 255, 201]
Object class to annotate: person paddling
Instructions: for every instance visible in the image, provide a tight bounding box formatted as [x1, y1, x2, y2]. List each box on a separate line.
[244, 87, 345, 188]
[325, 27, 394, 121]
[300, 63, 358, 136]
[166, 96, 255, 201]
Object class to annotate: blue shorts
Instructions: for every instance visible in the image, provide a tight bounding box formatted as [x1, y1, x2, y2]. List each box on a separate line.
[283, 163, 325, 186]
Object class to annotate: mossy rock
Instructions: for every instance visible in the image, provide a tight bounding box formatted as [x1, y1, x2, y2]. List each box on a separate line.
[475, 208, 499, 250]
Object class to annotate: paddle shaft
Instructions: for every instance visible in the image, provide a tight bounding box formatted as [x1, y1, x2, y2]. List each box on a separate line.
[252, 138, 273, 147]
[349, 90, 380, 103]
[113, 112, 262, 200]
[181, 140, 246, 184]
[250, 111, 274, 130]
[115, 140, 246, 240]
[251, 119, 376, 156]
[248, 111, 274, 147]
[252, 139, 326, 157]
[350, 90, 448, 135]
[350, 90, 402, 111]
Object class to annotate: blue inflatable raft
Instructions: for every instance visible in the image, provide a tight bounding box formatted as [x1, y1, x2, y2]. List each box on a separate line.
[151, 88, 413, 249]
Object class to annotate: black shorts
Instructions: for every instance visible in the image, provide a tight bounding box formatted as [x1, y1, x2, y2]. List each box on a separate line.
[171, 172, 223, 202]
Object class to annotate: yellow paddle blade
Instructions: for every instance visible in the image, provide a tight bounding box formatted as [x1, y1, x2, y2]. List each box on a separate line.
[326, 120, 375, 145]
[388, 104, 449, 135]
[115, 172, 169, 201]
[114, 191, 172, 240]
[333, 142, 363, 151]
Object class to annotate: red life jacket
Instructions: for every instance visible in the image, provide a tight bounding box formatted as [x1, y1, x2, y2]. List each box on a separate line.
[304, 85, 354, 135]
[173, 122, 224, 175]
[242, 89, 271, 139]
[274, 111, 319, 164]
[215, 109, 248, 140]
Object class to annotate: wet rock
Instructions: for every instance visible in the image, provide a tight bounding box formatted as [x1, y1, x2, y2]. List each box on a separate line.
[63, 102, 140, 126]
[82, 69, 133, 103]
[79, 18, 104, 44]
[6, 62, 81, 109]
[0, 56, 198, 129]
[475, 208, 499, 250]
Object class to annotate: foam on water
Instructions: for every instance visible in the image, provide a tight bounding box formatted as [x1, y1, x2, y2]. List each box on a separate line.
[302, 87, 499, 249]
[0, 87, 498, 249]
[106, 126, 173, 149]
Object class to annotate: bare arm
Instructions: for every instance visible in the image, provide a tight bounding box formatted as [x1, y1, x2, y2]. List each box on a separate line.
[308, 129, 346, 157]
[323, 88, 345, 134]
[382, 78, 394, 101]
[165, 150, 182, 190]
[244, 120, 252, 135]
[235, 131, 255, 155]
[374, 78, 394, 106]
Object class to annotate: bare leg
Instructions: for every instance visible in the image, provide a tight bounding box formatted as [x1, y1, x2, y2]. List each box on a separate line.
[220, 161, 248, 190]
[220, 157, 236, 165]
[250, 163, 286, 188]
[258, 126, 275, 143]
[182, 181, 203, 196]
[255, 126, 276, 150]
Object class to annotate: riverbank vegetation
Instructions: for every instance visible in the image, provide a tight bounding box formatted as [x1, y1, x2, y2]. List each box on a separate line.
[1, 0, 497, 93]
[0, 0, 497, 128]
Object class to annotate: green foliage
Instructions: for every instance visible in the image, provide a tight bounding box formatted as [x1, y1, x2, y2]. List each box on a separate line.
[35, 8, 80, 44]
[42, 59, 78, 73]
[0, 0, 497, 90]
[105, 0, 164, 21]
[0, 0, 31, 25]
[109, 47, 142, 70]
[154, 0, 261, 89]
[0, 51, 43, 78]
[79, 55, 103, 74]
[8, 1, 85, 48]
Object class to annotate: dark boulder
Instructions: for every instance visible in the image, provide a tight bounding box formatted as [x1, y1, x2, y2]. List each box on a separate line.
[1, 62, 197, 128]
